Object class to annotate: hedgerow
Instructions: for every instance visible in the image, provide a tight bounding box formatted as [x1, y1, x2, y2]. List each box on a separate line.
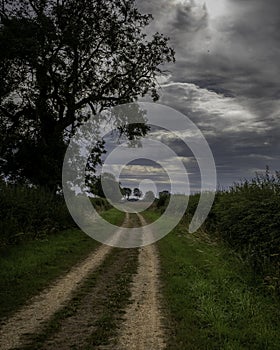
[210, 169, 280, 291]
[0, 182, 73, 245]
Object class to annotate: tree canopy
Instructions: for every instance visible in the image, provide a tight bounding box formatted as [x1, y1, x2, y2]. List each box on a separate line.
[143, 190, 155, 202]
[123, 187, 132, 199]
[90, 172, 122, 202]
[0, 0, 175, 190]
[133, 187, 142, 198]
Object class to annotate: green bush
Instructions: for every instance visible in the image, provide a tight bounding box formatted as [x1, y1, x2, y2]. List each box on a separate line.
[0, 182, 74, 245]
[90, 197, 112, 212]
[156, 193, 170, 210]
[203, 169, 280, 292]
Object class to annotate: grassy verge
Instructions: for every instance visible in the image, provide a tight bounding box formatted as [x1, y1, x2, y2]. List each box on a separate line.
[101, 208, 126, 226]
[0, 208, 125, 320]
[144, 211, 280, 350]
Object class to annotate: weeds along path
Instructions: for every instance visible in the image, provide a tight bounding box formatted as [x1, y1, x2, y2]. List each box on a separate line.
[110, 213, 166, 350]
[0, 213, 130, 350]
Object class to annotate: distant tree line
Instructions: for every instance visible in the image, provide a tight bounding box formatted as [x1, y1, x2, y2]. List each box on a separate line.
[89, 173, 158, 202]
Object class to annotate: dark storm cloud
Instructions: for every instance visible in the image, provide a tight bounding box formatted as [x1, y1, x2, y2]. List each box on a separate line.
[184, 1, 280, 100]
[138, 0, 280, 99]
[171, 1, 208, 31]
[136, 0, 209, 39]
[158, 82, 280, 187]
[107, 0, 280, 191]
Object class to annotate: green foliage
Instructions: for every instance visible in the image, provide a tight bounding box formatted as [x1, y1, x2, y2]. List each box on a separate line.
[133, 187, 142, 198]
[122, 187, 132, 199]
[0, 208, 124, 320]
[0, 0, 175, 189]
[157, 191, 170, 209]
[186, 169, 280, 293]
[0, 182, 73, 245]
[90, 197, 112, 212]
[157, 223, 280, 350]
[0, 229, 99, 320]
[143, 190, 155, 202]
[89, 173, 123, 202]
[185, 193, 200, 216]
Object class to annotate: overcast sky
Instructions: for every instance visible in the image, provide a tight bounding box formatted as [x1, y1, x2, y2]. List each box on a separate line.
[103, 0, 280, 194]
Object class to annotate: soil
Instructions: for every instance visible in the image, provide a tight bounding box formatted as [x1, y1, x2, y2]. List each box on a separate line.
[111, 213, 166, 350]
[0, 213, 166, 350]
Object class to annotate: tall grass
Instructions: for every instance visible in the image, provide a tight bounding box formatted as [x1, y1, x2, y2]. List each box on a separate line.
[157, 220, 280, 350]
[0, 181, 74, 245]
[0, 180, 113, 246]
[155, 168, 280, 293]
[0, 208, 124, 319]
[209, 169, 280, 292]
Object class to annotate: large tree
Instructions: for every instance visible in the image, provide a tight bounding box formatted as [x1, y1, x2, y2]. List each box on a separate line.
[90, 172, 122, 202]
[133, 187, 142, 199]
[123, 187, 132, 199]
[0, 0, 175, 190]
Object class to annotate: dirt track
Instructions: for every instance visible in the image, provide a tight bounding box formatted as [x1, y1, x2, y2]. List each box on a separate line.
[97, 213, 166, 350]
[0, 213, 166, 350]
[114, 214, 166, 349]
[0, 244, 112, 350]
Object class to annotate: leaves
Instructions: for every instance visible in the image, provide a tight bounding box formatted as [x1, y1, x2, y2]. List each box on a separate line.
[0, 0, 175, 189]
[204, 169, 280, 292]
